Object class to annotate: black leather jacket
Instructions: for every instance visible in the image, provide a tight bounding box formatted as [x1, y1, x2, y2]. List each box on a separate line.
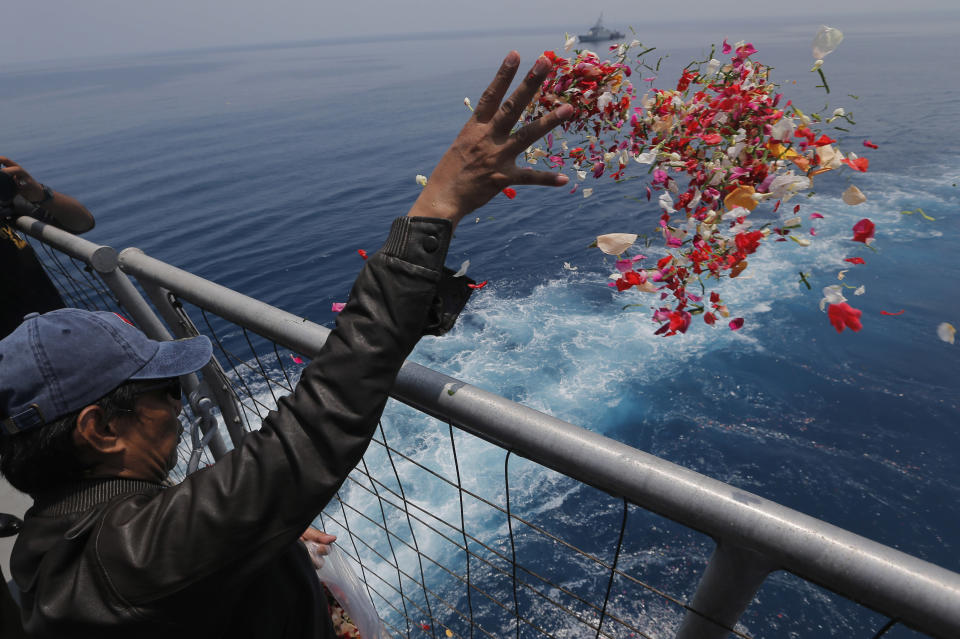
[10, 216, 470, 637]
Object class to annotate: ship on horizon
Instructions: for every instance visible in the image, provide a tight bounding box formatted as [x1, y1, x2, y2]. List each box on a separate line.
[578, 14, 625, 43]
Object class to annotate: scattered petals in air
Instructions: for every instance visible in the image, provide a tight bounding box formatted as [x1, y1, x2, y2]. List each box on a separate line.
[842, 185, 867, 205]
[564, 33, 577, 51]
[854, 285, 865, 296]
[851, 218, 875, 245]
[597, 233, 637, 255]
[937, 322, 956, 344]
[812, 25, 844, 59]
[820, 285, 846, 311]
[453, 260, 470, 277]
[844, 257, 866, 265]
[331, 302, 346, 312]
[415, 174, 428, 187]
[842, 157, 869, 172]
[502, 187, 517, 199]
[463, 97, 473, 111]
[729, 318, 745, 331]
[562, 262, 578, 271]
[827, 302, 863, 333]
[880, 310, 905, 316]
[468, 280, 488, 290]
[515, 33, 892, 336]
[290, 354, 304, 364]
[357, 249, 368, 260]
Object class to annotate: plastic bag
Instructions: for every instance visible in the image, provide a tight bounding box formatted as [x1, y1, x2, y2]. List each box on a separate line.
[306, 541, 388, 639]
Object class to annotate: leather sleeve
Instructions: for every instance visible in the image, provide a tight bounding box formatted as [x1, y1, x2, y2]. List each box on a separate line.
[94, 217, 470, 607]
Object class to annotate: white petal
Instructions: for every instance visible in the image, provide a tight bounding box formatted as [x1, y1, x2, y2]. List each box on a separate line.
[583, 187, 594, 199]
[937, 322, 956, 344]
[634, 151, 656, 164]
[658, 192, 675, 213]
[415, 175, 428, 186]
[854, 285, 866, 296]
[596, 233, 638, 255]
[453, 259, 470, 278]
[563, 262, 579, 271]
[564, 34, 577, 51]
[842, 185, 867, 205]
[812, 25, 844, 59]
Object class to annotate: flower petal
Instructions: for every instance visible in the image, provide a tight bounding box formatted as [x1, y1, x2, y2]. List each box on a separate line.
[842, 185, 867, 205]
[937, 322, 956, 344]
[596, 233, 638, 255]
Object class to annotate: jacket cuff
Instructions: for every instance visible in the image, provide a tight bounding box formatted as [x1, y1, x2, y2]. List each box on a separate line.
[381, 216, 453, 273]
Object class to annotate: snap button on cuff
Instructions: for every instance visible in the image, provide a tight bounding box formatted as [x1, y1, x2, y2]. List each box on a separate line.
[422, 235, 439, 253]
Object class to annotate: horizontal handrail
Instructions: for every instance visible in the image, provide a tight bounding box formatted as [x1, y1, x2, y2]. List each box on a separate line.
[113, 245, 960, 638]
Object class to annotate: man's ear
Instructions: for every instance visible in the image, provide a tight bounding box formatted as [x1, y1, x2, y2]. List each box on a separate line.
[73, 405, 125, 458]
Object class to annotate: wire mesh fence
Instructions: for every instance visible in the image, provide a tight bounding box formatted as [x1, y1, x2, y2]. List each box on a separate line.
[16, 225, 955, 639]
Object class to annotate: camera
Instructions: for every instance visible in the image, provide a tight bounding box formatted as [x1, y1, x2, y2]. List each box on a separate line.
[0, 171, 19, 205]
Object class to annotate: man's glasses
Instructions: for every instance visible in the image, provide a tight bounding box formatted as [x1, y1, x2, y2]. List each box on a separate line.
[110, 377, 183, 415]
[134, 378, 183, 402]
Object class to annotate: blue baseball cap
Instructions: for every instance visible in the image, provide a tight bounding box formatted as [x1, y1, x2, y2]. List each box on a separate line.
[0, 308, 212, 435]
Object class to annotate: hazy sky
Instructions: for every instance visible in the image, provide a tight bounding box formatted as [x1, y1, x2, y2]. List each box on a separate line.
[3, 0, 956, 65]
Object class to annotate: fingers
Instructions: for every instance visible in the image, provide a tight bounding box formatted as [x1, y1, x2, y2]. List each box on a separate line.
[509, 103, 573, 153]
[300, 527, 337, 545]
[473, 51, 521, 123]
[491, 55, 553, 133]
[509, 167, 570, 188]
[0, 157, 20, 169]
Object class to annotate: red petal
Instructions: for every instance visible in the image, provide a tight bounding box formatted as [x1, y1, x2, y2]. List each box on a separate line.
[468, 280, 488, 289]
[728, 317, 744, 331]
[844, 257, 866, 265]
[863, 140, 879, 149]
[502, 187, 517, 199]
[357, 249, 368, 260]
[880, 310, 905, 316]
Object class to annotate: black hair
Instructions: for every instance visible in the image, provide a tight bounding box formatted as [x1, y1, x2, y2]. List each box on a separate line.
[0, 378, 173, 496]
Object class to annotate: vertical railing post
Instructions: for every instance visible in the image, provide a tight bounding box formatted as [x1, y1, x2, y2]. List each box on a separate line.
[132, 274, 247, 449]
[675, 541, 776, 639]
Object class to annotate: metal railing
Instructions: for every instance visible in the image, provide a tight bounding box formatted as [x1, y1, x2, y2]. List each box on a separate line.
[14, 214, 960, 638]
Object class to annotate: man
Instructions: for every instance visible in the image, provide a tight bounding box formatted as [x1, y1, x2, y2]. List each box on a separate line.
[0, 52, 572, 637]
[0, 157, 95, 339]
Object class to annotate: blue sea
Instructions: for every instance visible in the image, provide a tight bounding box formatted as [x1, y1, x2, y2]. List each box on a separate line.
[3, 11, 959, 638]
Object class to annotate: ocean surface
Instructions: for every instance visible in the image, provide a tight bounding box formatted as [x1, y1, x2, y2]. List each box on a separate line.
[3, 11, 959, 638]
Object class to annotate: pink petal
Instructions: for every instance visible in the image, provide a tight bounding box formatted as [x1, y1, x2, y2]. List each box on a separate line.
[331, 302, 346, 312]
[729, 318, 745, 331]
[290, 355, 304, 364]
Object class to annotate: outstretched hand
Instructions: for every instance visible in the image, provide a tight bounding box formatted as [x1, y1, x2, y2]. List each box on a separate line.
[408, 52, 573, 229]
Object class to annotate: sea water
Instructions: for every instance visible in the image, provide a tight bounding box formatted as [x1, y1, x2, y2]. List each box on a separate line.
[2, 12, 959, 637]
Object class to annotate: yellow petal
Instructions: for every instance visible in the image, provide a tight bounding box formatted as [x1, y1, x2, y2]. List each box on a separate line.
[724, 185, 758, 212]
